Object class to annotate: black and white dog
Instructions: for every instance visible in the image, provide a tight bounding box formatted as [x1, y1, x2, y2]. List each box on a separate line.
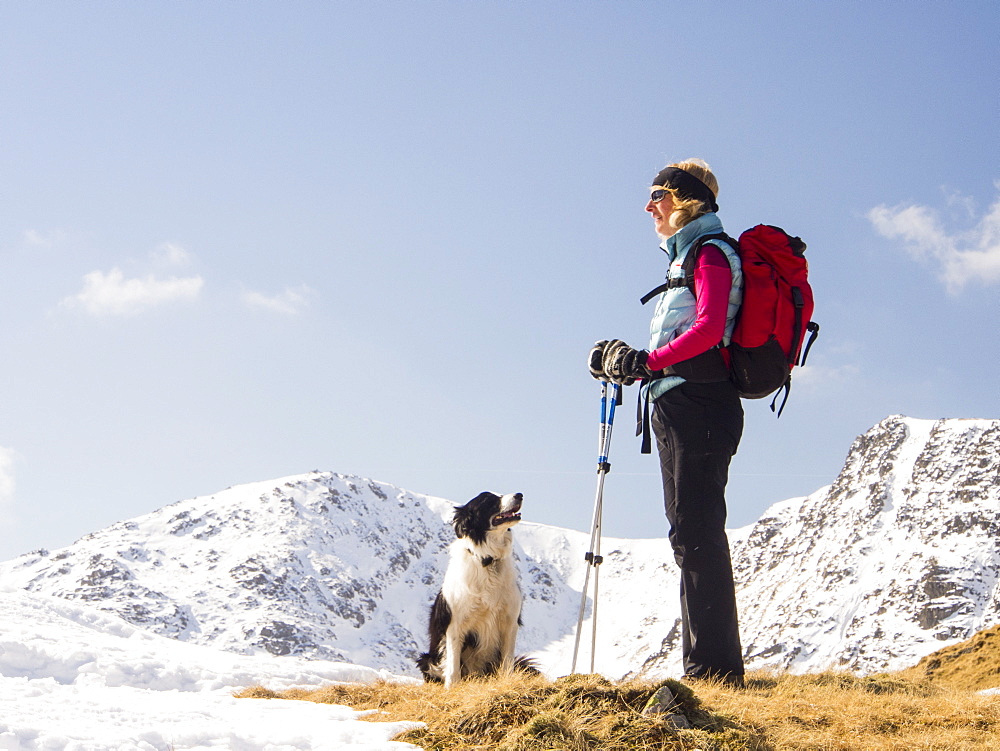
[417, 491, 530, 686]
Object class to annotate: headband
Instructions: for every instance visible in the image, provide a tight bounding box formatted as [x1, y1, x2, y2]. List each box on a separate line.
[653, 166, 719, 212]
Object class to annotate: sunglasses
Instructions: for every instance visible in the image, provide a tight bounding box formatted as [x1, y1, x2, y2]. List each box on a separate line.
[649, 186, 672, 203]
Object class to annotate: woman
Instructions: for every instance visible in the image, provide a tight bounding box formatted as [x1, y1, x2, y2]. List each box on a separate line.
[590, 159, 746, 686]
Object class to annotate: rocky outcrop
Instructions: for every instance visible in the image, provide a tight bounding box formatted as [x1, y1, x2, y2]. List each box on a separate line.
[3, 416, 999, 678]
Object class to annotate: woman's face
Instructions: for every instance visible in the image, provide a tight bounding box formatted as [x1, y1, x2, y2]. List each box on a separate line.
[646, 188, 676, 237]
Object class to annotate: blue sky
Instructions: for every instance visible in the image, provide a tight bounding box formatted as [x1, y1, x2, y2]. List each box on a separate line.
[1, 1, 998, 561]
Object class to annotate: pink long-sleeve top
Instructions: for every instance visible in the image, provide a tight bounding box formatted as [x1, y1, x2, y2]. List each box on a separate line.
[645, 244, 733, 372]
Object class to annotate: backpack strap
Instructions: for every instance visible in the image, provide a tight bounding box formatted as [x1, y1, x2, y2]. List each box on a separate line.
[637, 387, 653, 454]
[639, 272, 692, 305]
[788, 290, 821, 368]
[639, 280, 679, 305]
[770, 379, 791, 417]
[771, 324, 818, 416]
[693, 233, 739, 272]
[639, 233, 737, 305]
[799, 321, 820, 366]
[790, 287, 805, 366]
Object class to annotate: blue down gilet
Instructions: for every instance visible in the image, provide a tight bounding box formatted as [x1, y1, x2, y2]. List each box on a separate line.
[643, 212, 744, 402]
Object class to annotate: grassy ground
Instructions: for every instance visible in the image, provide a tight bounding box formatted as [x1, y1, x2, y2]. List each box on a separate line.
[899, 624, 1000, 692]
[237, 669, 1000, 750]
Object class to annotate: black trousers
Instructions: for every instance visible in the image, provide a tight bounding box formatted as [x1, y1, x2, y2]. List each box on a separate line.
[651, 380, 744, 679]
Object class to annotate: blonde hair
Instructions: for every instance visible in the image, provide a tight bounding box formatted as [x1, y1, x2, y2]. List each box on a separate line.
[661, 158, 719, 231]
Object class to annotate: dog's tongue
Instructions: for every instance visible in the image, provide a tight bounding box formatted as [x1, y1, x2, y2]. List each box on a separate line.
[495, 507, 522, 524]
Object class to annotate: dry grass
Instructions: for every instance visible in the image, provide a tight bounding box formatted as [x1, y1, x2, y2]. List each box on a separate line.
[236, 669, 1000, 750]
[698, 671, 1000, 750]
[237, 672, 760, 750]
[899, 625, 1000, 692]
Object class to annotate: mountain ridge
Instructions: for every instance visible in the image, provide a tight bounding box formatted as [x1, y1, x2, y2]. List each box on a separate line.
[2, 415, 998, 680]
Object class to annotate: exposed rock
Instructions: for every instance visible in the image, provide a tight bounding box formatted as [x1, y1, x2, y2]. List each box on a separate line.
[2, 416, 999, 679]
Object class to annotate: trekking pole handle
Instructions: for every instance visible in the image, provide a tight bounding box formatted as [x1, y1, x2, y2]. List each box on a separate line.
[597, 382, 620, 470]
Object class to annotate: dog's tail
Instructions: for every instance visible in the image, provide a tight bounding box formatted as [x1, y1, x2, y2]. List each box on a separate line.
[416, 652, 442, 683]
[509, 655, 541, 677]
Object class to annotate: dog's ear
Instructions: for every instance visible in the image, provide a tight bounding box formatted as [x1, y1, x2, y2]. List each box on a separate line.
[453, 492, 497, 540]
[452, 504, 473, 538]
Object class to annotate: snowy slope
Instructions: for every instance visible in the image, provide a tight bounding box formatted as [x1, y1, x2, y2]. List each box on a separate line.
[729, 415, 1000, 674]
[2, 415, 999, 689]
[0, 588, 421, 750]
[1, 475, 461, 673]
[0, 472, 677, 680]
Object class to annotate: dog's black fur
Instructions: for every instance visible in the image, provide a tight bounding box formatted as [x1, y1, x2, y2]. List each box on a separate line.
[417, 492, 536, 686]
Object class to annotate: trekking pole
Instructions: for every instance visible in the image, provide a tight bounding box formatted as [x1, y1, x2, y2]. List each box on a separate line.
[571, 380, 621, 674]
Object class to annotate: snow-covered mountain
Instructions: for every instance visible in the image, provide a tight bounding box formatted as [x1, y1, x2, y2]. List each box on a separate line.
[2, 415, 998, 680]
[730, 415, 1000, 674]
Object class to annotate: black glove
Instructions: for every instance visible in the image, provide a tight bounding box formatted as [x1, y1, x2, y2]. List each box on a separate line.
[622, 347, 650, 378]
[602, 340, 651, 386]
[588, 340, 609, 380]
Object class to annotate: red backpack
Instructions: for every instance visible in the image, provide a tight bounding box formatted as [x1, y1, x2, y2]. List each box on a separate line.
[643, 224, 819, 415]
[722, 225, 818, 412]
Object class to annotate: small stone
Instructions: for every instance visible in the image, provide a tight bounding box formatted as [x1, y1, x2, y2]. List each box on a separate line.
[642, 686, 677, 715]
[665, 713, 692, 729]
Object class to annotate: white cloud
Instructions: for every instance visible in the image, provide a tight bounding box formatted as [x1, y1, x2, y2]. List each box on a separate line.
[791, 362, 860, 390]
[22, 229, 71, 248]
[241, 284, 316, 315]
[150, 242, 194, 268]
[0, 447, 17, 524]
[869, 190, 1000, 293]
[62, 268, 204, 316]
